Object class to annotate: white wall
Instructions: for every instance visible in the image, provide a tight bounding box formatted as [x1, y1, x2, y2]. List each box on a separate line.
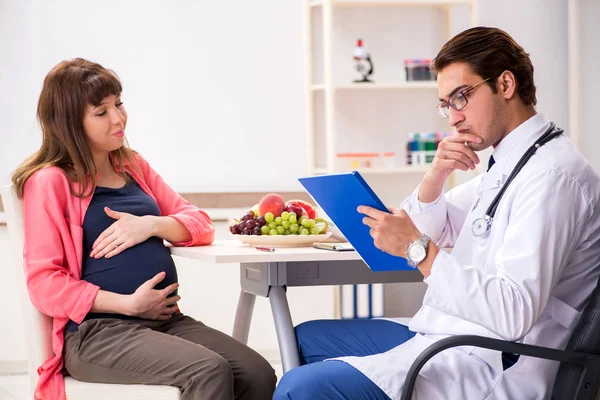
[478, 0, 570, 132]
[0, 0, 307, 193]
[0, 0, 584, 195]
[0, 225, 26, 371]
[577, 0, 600, 172]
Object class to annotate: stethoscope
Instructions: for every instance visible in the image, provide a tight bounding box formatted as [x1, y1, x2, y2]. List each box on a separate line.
[471, 123, 564, 237]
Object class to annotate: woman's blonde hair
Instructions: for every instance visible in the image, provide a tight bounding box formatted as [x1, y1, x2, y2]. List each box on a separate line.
[11, 58, 137, 198]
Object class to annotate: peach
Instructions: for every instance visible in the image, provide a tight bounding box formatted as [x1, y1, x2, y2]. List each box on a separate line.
[258, 193, 286, 217]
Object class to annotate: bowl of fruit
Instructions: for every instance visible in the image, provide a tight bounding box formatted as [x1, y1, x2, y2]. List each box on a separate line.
[229, 193, 332, 247]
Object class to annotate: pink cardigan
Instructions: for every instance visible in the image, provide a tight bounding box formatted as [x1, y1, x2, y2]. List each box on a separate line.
[22, 155, 215, 400]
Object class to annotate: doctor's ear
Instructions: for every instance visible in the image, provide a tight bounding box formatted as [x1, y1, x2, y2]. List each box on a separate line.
[496, 70, 517, 100]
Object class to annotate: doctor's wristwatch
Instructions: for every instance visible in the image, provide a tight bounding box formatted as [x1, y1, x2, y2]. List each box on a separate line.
[406, 234, 431, 268]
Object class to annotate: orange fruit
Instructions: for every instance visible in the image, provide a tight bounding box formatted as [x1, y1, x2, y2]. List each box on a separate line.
[285, 199, 318, 219]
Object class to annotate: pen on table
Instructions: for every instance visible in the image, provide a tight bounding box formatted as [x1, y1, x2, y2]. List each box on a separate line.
[255, 246, 275, 252]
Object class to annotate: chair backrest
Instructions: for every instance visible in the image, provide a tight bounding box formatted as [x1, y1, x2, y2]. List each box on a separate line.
[553, 276, 600, 398]
[2, 184, 53, 396]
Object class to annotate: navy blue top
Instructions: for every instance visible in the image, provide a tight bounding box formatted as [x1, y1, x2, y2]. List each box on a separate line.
[65, 179, 178, 333]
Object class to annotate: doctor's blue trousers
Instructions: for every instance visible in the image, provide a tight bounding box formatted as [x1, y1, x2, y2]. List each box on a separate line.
[273, 319, 416, 400]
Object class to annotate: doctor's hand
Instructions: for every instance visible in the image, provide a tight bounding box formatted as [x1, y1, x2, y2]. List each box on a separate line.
[358, 206, 439, 277]
[358, 206, 422, 258]
[126, 272, 180, 321]
[90, 207, 155, 259]
[420, 133, 482, 203]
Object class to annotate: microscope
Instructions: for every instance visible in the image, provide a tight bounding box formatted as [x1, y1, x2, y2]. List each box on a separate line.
[353, 39, 374, 83]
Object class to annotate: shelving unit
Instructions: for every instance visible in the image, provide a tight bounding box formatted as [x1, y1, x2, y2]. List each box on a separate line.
[303, 0, 478, 178]
[303, 0, 478, 321]
[310, 0, 475, 8]
[314, 165, 430, 175]
[311, 82, 439, 91]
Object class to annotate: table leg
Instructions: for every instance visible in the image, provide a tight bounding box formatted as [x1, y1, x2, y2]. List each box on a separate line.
[232, 290, 256, 344]
[269, 286, 301, 373]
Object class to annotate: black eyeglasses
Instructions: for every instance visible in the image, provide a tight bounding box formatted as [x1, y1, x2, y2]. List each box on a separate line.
[436, 77, 492, 118]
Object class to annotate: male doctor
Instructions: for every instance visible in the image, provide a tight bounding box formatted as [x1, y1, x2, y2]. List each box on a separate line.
[273, 27, 600, 400]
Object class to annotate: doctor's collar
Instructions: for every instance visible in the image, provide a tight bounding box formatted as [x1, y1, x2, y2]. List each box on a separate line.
[487, 113, 549, 174]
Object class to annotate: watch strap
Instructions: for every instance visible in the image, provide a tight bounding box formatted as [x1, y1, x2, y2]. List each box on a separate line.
[406, 234, 430, 268]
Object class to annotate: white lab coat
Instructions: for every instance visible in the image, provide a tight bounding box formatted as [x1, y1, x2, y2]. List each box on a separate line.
[335, 114, 600, 399]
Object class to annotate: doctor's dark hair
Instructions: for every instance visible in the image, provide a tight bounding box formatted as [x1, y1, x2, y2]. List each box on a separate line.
[432, 26, 537, 106]
[11, 58, 138, 198]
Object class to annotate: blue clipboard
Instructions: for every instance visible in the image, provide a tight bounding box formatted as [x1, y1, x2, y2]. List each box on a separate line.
[298, 171, 411, 272]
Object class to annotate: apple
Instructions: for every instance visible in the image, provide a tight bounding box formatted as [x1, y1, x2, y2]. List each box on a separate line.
[258, 193, 286, 218]
[284, 204, 305, 218]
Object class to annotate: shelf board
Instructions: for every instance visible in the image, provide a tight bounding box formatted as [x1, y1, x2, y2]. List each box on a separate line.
[355, 166, 430, 174]
[331, 0, 472, 6]
[311, 82, 438, 91]
[312, 166, 430, 175]
[336, 82, 438, 91]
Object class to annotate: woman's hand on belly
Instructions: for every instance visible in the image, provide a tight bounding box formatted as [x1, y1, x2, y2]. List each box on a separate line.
[125, 271, 180, 320]
[90, 207, 156, 259]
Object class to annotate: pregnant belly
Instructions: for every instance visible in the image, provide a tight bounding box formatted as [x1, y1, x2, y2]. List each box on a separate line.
[82, 237, 178, 296]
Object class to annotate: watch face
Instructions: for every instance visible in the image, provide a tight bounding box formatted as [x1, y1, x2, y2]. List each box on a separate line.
[408, 244, 426, 263]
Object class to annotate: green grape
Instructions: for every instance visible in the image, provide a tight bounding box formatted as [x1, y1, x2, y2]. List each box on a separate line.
[299, 228, 309, 235]
[276, 226, 285, 235]
[301, 218, 311, 228]
[308, 219, 316, 228]
[264, 212, 275, 224]
[269, 229, 278, 236]
[281, 211, 290, 220]
[282, 220, 291, 229]
[314, 219, 328, 234]
[310, 228, 320, 235]
[284, 229, 292, 235]
[290, 223, 299, 233]
[298, 215, 308, 225]
[289, 215, 297, 224]
[260, 225, 270, 235]
[268, 222, 277, 230]
[275, 217, 283, 225]
[288, 211, 297, 219]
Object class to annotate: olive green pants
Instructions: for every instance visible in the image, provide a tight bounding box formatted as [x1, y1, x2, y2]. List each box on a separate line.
[63, 314, 276, 400]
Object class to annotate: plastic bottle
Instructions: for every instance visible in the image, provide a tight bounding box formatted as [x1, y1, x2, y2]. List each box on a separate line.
[405, 59, 414, 82]
[425, 132, 437, 163]
[406, 133, 415, 165]
[413, 133, 424, 165]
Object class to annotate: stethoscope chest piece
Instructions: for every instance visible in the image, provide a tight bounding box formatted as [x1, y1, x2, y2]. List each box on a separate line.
[472, 216, 491, 237]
